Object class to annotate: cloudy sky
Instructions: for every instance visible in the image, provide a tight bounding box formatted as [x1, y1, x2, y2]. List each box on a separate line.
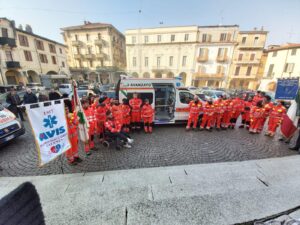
[1, 0, 300, 45]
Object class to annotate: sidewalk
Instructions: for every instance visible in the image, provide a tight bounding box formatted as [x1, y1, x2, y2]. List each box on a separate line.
[1, 155, 300, 225]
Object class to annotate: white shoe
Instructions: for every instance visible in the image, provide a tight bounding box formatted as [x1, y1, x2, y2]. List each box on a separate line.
[123, 143, 132, 148]
[127, 138, 134, 144]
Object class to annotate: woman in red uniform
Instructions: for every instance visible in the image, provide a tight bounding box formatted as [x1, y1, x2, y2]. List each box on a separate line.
[249, 101, 265, 134]
[141, 99, 154, 133]
[121, 98, 131, 133]
[82, 99, 96, 155]
[266, 101, 286, 137]
[200, 98, 215, 131]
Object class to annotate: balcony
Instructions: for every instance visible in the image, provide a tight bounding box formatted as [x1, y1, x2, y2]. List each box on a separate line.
[216, 55, 228, 63]
[232, 74, 257, 79]
[193, 72, 224, 80]
[0, 37, 17, 47]
[234, 59, 261, 65]
[84, 54, 95, 59]
[238, 42, 265, 49]
[74, 54, 82, 59]
[152, 66, 170, 73]
[94, 39, 105, 47]
[72, 40, 81, 46]
[96, 53, 106, 59]
[6, 61, 21, 69]
[197, 55, 208, 62]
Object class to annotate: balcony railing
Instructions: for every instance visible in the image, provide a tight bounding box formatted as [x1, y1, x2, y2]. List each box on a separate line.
[74, 54, 82, 59]
[6, 61, 21, 69]
[84, 54, 95, 59]
[152, 66, 170, 72]
[193, 72, 224, 80]
[72, 40, 81, 46]
[238, 42, 265, 49]
[234, 59, 261, 64]
[216, 55, 228, 63]
[94, 39, 105, 47]
[0, 37, 17, 47]
[197, 55, 208, 62]
[96, 53, 105, 59]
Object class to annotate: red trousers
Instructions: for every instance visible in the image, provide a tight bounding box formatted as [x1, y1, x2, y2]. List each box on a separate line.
[186, 114, 198, 128]
[143, 117, 153, 133]
[223, 111, 231, 128]
[268, 118, 281, 133]
[215, 113, 224, 128]
[131, 112, 141, 123]
[250, 118, 263, 132]
[200, 115, 213, 129]
[96, 121, 105, 135]
[66, 136, 78, 162]
[84, 126, 95, 153]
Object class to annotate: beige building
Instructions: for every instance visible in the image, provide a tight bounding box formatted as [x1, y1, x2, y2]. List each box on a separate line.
[125, 26, 199, 85]
[228, 29, 268, 90]
[61, 21, 126, 84]
[259, 43, 300, 92]
[0, 17, 69, 85]
[193, 25, 239, 88]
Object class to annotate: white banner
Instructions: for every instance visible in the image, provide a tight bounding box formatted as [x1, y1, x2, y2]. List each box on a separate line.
[26, 100, 71, 166]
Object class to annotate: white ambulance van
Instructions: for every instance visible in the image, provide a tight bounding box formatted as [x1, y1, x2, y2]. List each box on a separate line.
[117, 77, 195, 124]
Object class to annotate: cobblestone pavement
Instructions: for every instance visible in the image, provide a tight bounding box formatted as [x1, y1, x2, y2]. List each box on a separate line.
[0, 118, 298, 177]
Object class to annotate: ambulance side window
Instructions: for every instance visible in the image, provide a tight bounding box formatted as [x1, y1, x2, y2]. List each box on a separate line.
[179, 92, 194, 104]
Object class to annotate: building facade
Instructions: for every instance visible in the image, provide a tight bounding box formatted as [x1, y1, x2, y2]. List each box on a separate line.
[0, 17, 69, 85]
[193, 25, 238, 88]
[228, 29, 268, 90]
[61, 21, 126, 84]
[125, 26, 199, 85]
[259, 43, 300, 92]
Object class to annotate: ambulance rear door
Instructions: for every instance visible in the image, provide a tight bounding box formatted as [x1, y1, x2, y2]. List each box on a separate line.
[175, 90, 194, 121]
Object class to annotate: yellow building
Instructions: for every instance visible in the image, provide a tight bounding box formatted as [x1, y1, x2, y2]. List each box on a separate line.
[0, 17, 70, 85]
[228, 29, 268, 90]
[61, 21, 126, 84]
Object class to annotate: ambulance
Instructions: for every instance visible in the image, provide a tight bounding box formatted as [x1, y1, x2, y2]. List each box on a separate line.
[116, 77, 195, 124]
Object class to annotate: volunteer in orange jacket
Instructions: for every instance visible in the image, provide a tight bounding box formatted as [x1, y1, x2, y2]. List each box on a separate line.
[65, 106, 82, 165]
[95, 101, 107, 141]
[239, 96, 253, 129]
[222, 96, 232, 129]
[266, 101, 286, 137]
[249, 100, 265, 134]
[214, 96, 225, 130]
[82, 99, 96, 155]
[129, 93, 143, 130]
[200, 98, 215, 131]
[186, 95, 202, 131]
[230, 96, 244, 129]
[121, 98, 131, 133]
[141, 99, 154, 133]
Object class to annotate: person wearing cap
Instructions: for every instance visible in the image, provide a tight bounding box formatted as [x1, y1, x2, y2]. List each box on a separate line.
[141, 99, 154, 133]
[129, 93, 142, 130]
[186, 95, 202, 131]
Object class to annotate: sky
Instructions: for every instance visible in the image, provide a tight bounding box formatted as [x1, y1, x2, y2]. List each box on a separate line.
[0, 0, 300, 46]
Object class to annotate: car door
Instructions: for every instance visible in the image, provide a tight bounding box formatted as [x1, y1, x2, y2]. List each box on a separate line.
[175, 91, 194, 121]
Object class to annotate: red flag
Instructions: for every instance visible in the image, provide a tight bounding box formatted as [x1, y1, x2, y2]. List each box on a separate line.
[281, 100, 298, 139]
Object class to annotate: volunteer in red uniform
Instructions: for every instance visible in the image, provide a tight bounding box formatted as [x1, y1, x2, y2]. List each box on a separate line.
[214, 96, 225, 130]
[259, 95, 274, 132]
[141, 99, 154, 133]
[82, 99, 96, 155]
[65, 106, 82, 165]
[265, 101, 286, 137]
[249, 101, 265, 134]
[111, 99, 123, 126]
[121, 98, 131, 133]
[222, 96, 232, 129]
[230, 96, 244, 129]
[129, 93, 143, 130]
[105, 111, 134, 150]
[252, 91, 264, 106]
[239, 96, 253, 129]
[200, 98, 215, 131]
[95, 100, 107, 141]
[186, 95, 202, 131]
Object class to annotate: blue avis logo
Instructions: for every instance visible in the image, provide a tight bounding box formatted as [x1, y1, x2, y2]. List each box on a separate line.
[39, 114, 65, 142]
[43, 115, 58, 128]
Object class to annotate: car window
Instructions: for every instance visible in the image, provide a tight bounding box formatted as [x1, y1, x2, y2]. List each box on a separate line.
[179, 92, 193, 104]
[59, 85, 69, 88]
[78, 91, 87, 98]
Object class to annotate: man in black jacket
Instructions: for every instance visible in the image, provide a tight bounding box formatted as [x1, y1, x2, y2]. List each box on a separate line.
[6, 88, 25, 121]
[48, 88, 61, 100]
[23, 88, 38, 104]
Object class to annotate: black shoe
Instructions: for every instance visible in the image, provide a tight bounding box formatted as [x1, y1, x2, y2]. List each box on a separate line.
[278, 138, 284, 142]
[289, 146, 299, 151]
[68, 161, 77, 166]
[75, 157, 83, 163]
[86, 152, 91, 156]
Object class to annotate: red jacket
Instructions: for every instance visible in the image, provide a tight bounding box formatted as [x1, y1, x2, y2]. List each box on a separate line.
[83, 107, 96, 128]
[111, 105, 123, 123]
[188, 100, 202, 114]
[250, 107, 265, 119]
[121, 104, 131, 118]
[232, 98, 244, 112]
[129, 98, 142, 112]
[269, 105, 286, 120]
[66, 112, 78, 138]
[141, 104, 154, 118]
[95, 106, 107, 122]
[105, 119, 122, 133]
[203, 103, 215, 116]
[263, 102, 274, 117]
[243, 101, 252, 112]
[214, 99, 225, 113]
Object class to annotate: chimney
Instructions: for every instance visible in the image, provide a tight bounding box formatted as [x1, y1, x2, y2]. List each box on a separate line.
[18, 24, 23, 30]
[25, 24, 33, 33]
[260, 26, 264, 31]
[253, 27, 257, 31]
